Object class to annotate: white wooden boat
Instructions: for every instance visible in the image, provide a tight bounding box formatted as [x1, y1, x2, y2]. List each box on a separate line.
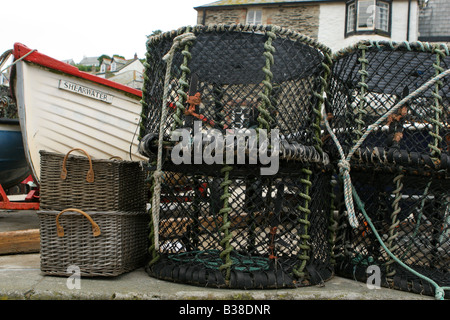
[11, 43, 146, 183]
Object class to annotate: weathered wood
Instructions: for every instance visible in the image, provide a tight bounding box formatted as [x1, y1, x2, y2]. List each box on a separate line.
[0, 229, 40, 255]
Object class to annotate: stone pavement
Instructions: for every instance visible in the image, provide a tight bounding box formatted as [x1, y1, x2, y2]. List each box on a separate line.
[0, 209, 436, 301]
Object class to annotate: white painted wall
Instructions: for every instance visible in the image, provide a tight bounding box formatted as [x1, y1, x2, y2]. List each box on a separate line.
[318, 1, 419, 53]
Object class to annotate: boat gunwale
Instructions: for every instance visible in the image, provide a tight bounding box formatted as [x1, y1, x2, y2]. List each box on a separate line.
[12, 43, 143, 99]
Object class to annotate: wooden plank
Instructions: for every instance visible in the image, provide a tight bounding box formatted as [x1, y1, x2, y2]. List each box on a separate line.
[0, 229, 40, 255]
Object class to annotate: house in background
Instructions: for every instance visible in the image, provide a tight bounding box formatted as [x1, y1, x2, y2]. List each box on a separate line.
[97, 54, 144, 90]
[61, 58, 75, 66]
[418, 0, 450, 43]
[79, 56, 100, 68]
[195, 0, 420, 51]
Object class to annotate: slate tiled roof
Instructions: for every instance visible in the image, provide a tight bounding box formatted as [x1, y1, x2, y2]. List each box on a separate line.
[419, 0, 450, 41]
[196, 0, 338, 7]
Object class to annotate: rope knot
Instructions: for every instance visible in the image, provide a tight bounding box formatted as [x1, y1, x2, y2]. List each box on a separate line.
[338, 159, 351, 173]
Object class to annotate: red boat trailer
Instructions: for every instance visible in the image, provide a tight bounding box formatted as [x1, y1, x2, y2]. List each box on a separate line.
[0, 176, 39, 210]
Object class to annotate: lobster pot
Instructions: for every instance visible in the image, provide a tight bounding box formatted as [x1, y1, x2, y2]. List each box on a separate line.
[146, 159, 334, 289]
[39, 149, 147, 212]
[326, 41, 450, 169]
[139, 24, 332, 153]
[38, 209, 149, 277]
[334, 164, 450, 298]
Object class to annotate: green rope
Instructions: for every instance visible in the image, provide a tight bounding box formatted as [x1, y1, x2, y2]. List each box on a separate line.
[400, 179, 432, 261]
[429, 48, 445, 158]
[328, 175, 338, 267]
[355, 44, 369, 143]
[323, 67, 450, 229]
[385, 170, 403, 280]
[219, 163, 234, 283]
[172, 27, 195, 131]
[292, 167, 313, 279]
[352, 186, 450, 300]
[257, 26, 278, 131]
[312, 50, 333, 156]
[322, 65, 450, 299]
[169, 250, 270, 272]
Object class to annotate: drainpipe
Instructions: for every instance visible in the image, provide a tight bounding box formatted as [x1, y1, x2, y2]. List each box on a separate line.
[407, 0, 411, 41]
[202, 8, 206, 25]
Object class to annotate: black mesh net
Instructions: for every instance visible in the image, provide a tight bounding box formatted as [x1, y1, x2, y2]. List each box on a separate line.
[327, 41, 450, 299]
[325, 41, 450, 168]
[139, 25, 335, 289]
[334, 168, 450, 299]
[139, 25, 331, 149]
[0, 85, 18, 119]
[147, 162, 334, 289]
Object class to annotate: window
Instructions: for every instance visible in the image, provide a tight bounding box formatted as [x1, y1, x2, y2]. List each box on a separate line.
[347, 2, 356, 33]
[111, 62, 117, 72]
[376, 1, 389, 32]
[246, 9, 262, 25]
[346, 0, 391, 36]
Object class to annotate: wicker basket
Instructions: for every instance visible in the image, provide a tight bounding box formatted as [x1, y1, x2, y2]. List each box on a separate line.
[39, 148, 147, 212]
[38, 208, 149, 277]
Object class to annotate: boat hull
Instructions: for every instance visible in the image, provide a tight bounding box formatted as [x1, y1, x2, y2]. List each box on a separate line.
[0, 119, 31, 188]
[13, 47, 146, 183]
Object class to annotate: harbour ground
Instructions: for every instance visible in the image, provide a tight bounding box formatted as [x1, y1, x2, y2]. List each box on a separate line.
[0, 209, 437, 303]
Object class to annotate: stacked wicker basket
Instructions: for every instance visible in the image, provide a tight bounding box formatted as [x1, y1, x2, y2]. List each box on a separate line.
[37, 148, 149, 277]
[325, 40, 450, 298]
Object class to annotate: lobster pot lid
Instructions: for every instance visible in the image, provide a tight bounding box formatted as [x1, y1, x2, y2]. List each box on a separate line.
[140, 24, 332, 150]
[330, 40, 450, 98]
[145, 25, 330, 84]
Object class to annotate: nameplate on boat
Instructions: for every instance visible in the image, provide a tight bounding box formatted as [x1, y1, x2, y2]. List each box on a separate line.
[58, 80, 113, 104]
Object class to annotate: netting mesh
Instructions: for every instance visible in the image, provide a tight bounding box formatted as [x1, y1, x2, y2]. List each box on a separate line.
[147, 163, 334, 289]
[334, 168, 450, 298]
[139, 25, 331, 149]
[325, 41, 450, 166]
[0, 85, 18, 119]
[138, 25, 335, 289]
[327, 41, 450, 298]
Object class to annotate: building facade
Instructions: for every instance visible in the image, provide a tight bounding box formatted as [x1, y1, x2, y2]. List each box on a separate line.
[195, 0, 420, 52]
[418, 0, 450, 43]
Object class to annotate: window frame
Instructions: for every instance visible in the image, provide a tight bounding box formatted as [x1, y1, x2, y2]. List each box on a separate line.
[246, 9, 262, 25]
[345, 0, 392, 38]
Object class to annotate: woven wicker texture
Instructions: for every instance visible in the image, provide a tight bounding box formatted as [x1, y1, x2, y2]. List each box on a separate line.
[39, 149, 147, 212]
[38, 209, 149, 277]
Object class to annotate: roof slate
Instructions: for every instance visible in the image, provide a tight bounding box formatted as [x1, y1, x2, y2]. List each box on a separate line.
[196, 0, 337, 8]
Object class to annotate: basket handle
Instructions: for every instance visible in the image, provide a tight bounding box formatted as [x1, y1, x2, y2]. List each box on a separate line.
[60, 148, 95, 182]
[56, 208, 101, 238]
